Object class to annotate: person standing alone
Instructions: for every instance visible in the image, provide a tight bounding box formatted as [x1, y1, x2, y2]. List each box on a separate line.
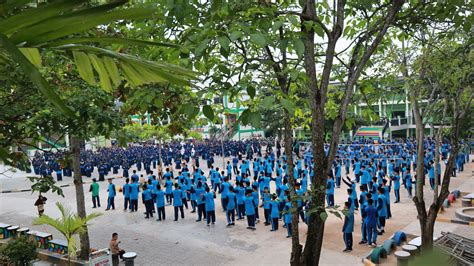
[89, 178, 100, 208]
[106, 178, 116, 210]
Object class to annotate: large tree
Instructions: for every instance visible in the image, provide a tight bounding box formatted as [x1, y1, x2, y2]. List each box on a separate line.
[0, 1, 196, 260]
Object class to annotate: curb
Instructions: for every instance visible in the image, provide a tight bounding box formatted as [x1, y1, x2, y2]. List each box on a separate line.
[0, 176, 124, 194]
[435, 217, 474, 226]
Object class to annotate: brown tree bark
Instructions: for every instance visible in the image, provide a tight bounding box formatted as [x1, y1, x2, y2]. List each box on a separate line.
[70, 136, 91, 260]
[299, 0, 404, 264]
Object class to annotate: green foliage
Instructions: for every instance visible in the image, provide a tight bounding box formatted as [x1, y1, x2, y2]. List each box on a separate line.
[0, 236, 37, 265]
[33, 202, 102, 259]
[187, 131, 203, 141]
[28, 175, 64, 197]
[117, 123, 172, 144]
[0, 0, 195, 115]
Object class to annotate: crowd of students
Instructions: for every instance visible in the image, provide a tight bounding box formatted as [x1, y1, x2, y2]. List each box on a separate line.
[34, 138, 471, 251]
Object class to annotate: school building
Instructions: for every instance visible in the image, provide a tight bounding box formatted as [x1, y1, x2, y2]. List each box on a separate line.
[201, 78, 444, 141]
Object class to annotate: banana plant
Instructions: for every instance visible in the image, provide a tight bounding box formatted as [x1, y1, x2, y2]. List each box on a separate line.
[0, 0, 197, 164]
[33, 202, 102, 260]
[0, 0, 196, 116]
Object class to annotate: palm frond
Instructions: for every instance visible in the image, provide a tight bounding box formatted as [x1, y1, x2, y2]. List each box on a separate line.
[55, 44, 197, 88]
[33, 202, 101, 259]
[0, 33, 75, 117]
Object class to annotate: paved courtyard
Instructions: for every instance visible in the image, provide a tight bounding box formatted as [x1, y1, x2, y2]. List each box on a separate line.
[1, 155, 472, 265]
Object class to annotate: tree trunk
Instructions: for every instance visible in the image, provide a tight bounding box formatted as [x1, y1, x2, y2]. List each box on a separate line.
[284, 110, 302, 265]
[71, 136, 90, 260]
[421, 218, 435, 249]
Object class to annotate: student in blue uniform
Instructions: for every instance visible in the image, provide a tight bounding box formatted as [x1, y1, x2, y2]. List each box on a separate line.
[226, 161, 232, 179]
[365, 198, 378, 247]
[342, 201, 354, 252]
[382, 179, 391, 219]
[244, 190, 256, 230]
[106, 178, 116, 211]
[284, 196, 293, 238]
[236, 182, 245, 220]
[428, 162, 435, 190]
[172, 183, 184, 221]
[180, 180, 189, 210]
[165, 176, 173, 205]
[403, 168, 413, 197]
[142, 184, 153, 219]
[204, 186, 216, 225]
[360, 165, 370, 191]
[335, 160, 342, 188]
[391, 170, 401, 203]
[129, 179, 139, 212]
[123, 178, 130, 211]
[262, 187, 271, 226]
[155, 184, 166, 221]
[343, 176, 359, 210]
[131, 170, 139, 183]
[190, 179, 197, 213]
[195, 181, 206, 222]
[220, 176, 230, 211]
[269, 194, 280, 231]
[326, 176, 335, 207]
[354, 159, 361, 183]
[252, 186, 260, 223]
[376, 187, 387, 235]
[226, 187, 236, 226]
[359, 193, 370, 244]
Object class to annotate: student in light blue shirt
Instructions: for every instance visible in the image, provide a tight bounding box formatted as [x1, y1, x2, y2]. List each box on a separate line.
[269, 194, 280, 231]
[122, 178, 130, 211]
[236, 182, 245, 220]
[172, 183, 184, 221]
[252, 186, 260, 222]
[226, 161, 232, 179]
[284, 196, 293, 238]
[106, 178, 116, 211]
[129, 180, 139, 212]
[391, 170, 401, 203]
[226, 187, 237, 226]
[220, 176, 231, 211]
[165, 177, 173, 205]
[326, 176, 335, 207]
[342, 201, 354, 252]
[262, 187, 271, 225]
[195, 181, 206, 222]
[403, 169, 413, 197]
[376, 187, 387, 235]
[155, 184, 165, 221]
[142, 184, 153, 219]
[244, 190, 256, 230]
[204, 186, 215, 225]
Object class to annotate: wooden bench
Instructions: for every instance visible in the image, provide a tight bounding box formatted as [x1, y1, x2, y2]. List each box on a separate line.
[0, 223, 11, 239]
[17, 227, 29, 237]
[7, 225, 19, 238]
[48, 238, 68, 255]
[27, 230, 53, 249]
[462, 198, 472, 207]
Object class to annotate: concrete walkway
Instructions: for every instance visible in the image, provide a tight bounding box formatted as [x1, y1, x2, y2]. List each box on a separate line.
[1, 155, 472, 265]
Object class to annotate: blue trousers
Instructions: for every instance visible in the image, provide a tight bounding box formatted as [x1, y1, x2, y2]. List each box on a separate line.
[343, 233, 353, 249]
[326, 194, 334, 207]
[226, 209, 235, 224]
[287, 222, 292, 236]
[361, 221, 367, 242]
[106, 196, 115, 210]
[366, 224, 377, 245]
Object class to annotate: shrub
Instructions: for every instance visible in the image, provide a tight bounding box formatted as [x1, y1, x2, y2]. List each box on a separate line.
[0, 236, 37, 265]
